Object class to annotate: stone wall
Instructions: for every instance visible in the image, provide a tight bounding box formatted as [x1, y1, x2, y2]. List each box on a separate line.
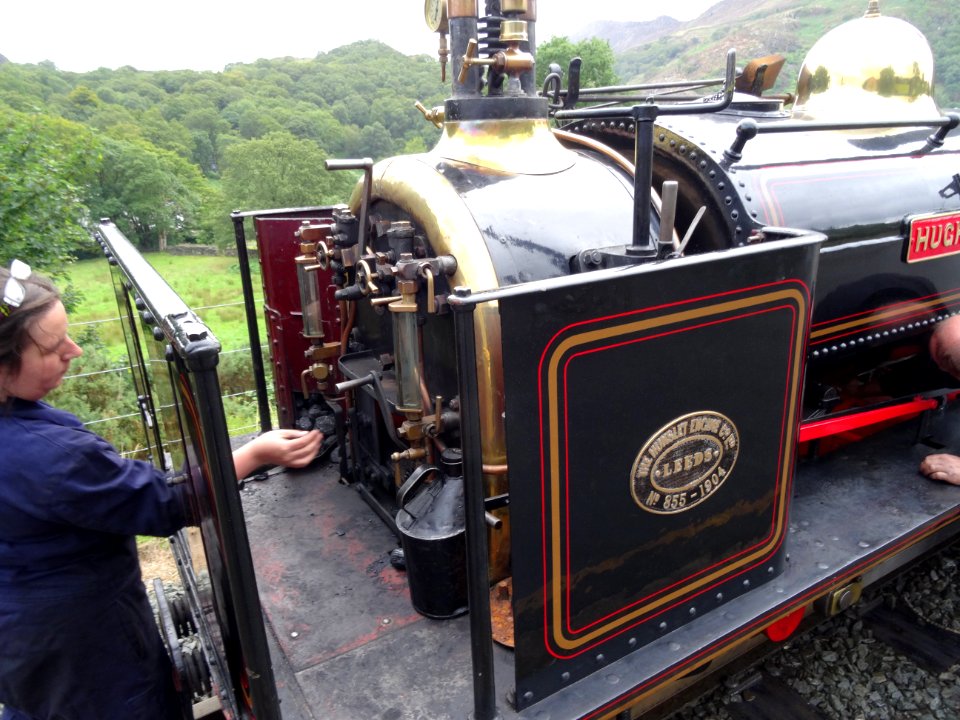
[165, 244, 219, 256]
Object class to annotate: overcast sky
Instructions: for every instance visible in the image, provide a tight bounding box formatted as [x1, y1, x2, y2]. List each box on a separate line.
[1, 0, 720, 73]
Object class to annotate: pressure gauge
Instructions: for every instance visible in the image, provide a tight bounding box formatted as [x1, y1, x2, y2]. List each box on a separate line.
[424, 0, 448, 33]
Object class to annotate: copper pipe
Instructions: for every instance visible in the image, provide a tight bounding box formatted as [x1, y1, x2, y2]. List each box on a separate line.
[419, 377, 433, 412]
[339, 299, 355, 355]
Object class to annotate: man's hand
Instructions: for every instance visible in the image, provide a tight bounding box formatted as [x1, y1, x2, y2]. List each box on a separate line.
[920, 452, 960, 486]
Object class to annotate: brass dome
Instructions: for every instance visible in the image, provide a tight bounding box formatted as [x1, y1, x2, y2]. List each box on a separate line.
[793, 1, 937, 122]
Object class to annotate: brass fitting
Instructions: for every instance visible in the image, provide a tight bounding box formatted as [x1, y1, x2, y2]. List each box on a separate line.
[391, 446, 428, 464]
[818, 579, 863, 616]
[356, 259, 380, 295]
[398, 416, 427, 442]
[305, 342, 341, 362]
[300, 364, 330, 396]
[500, 19, 527, 43]
[297, 222, 334, 242]
[501, 0, 526, 11]
[415, 101, 446, 129]
[457, 34, 535, 86]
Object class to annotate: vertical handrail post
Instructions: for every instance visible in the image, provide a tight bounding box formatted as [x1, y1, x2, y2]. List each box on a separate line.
[231, 212, 272, 433]
[451, 287, 501, 720]
[628, 104, 659, 258]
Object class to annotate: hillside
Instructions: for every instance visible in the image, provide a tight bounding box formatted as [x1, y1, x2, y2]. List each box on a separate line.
[573, 16, 682, 54]
[0, 41, 450, 256]
[570, 0, 959, 108]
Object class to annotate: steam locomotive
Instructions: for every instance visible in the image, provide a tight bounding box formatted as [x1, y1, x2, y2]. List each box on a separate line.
[96, 1, 960, 718]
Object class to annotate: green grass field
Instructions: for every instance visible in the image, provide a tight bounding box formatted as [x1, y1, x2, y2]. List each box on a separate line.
[65, 253, 263, 356]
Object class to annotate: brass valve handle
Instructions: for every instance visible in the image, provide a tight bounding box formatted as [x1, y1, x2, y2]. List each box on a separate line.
[457, 36, 533, 85]
[356, 259, 379, 295]
[316, 240, 332, 271]
[458, 38, 486, 85]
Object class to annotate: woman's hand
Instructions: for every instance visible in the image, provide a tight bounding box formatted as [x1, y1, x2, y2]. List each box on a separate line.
[233, 429, 323, 479]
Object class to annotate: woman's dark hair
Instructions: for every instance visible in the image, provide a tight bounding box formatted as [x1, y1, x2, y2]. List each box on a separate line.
[0, 266, 61, 379]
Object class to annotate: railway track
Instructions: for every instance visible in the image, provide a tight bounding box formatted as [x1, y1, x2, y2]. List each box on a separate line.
[668, 540, 960, 720]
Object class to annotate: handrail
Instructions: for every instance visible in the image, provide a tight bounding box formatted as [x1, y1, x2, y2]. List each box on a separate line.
[724, 111, 960, 162]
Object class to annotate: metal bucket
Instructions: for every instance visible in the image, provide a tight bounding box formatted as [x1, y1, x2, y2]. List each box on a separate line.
[395, 449, 467, 619]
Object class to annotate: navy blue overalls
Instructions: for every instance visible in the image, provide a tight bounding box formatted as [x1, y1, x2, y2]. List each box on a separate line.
[0, 400, 191, 719]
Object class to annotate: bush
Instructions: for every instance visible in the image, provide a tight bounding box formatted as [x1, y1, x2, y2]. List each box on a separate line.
[46, 326, 149, 457]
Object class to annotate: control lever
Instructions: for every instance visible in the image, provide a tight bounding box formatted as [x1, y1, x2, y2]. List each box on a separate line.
[334, 371, 404, 448]
[659, 180, 678, 252]
[677, 206, 707, 256]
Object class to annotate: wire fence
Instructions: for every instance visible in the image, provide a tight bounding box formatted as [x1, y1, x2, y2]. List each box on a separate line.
[63, 345, 261, 383]
[62, 299, 271, 457]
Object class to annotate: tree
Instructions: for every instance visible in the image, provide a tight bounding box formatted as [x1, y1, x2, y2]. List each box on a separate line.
[64, 85, 102, 120]
[221, 131, 357, 212]
[0, 63, 63, 112]
[536, 36, 577, 89]
[237, 106, 284, 139]
[276, 106, 344, 151]
[403, 136, 429, 154]
[182, 108, 232, 176]
[0, 111, 99, 279]
[536, 36, 619, 90]
[139, 108, 194, 159]
[358, 121, 396, 160]
[88, 136, 206, 250]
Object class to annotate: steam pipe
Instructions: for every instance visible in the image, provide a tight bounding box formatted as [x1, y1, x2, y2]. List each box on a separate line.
[325, 159, 373, 256]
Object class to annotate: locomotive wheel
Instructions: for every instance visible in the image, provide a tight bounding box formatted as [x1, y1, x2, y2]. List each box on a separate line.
[152, 578, 195, 715]
[183, 641, 213, 698]
[169, 592, 198, 638]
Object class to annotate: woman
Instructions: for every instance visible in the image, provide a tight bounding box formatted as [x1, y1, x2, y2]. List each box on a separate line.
[0, 261, 322, 719]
